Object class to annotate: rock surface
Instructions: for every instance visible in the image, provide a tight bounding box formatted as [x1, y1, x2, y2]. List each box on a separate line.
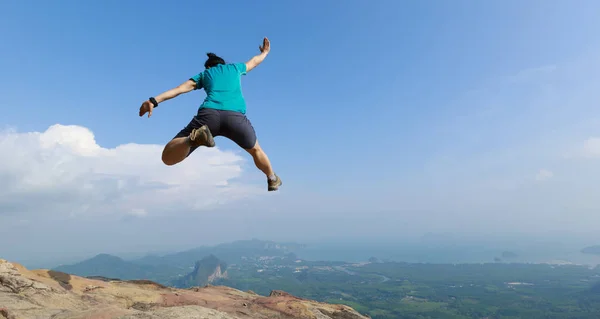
[0, 259, 369, 319]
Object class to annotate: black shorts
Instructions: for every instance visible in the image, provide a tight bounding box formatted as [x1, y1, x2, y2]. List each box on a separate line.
[174, 107, 257, 155]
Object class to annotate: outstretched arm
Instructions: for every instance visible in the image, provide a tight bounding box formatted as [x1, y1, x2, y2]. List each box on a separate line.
[139, 79, 196, 118]
[245, 37, 270, 73]
[154, 79, 197, 104]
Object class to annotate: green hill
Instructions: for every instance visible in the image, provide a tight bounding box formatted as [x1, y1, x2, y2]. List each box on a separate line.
[133, 239, 301, 268]
[53, 253, 183, 284]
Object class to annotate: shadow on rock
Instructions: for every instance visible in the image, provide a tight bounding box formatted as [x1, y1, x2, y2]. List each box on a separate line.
[1, 308, 16, 319]
[48, 270, 72, 290]
[126, 279, 167, 289]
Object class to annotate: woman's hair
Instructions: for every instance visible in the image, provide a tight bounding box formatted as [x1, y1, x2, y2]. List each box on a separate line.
[204, 52, 225, 69]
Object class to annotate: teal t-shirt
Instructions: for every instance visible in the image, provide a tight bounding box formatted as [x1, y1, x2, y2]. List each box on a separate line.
[190, 63, 248, 114]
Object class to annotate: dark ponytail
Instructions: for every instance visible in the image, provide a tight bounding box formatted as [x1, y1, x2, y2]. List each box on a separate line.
[204, 52, 225, 69]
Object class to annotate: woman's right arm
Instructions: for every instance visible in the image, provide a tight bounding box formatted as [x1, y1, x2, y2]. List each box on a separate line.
[245, 37, 270, 72]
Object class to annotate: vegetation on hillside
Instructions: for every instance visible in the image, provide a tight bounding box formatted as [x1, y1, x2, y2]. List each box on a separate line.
[52, 240, 600, 319]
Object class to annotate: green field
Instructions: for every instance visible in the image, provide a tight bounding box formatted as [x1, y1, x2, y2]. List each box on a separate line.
[217, 261, 600, 319]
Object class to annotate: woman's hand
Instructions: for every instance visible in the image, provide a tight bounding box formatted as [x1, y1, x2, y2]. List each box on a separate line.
[259, 37, 270, 54]
[139, 100, 154, 118]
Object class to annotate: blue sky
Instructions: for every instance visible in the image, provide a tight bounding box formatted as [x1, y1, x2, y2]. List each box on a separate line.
[2, 0, 600, 265]
[2, 0, 597, 186]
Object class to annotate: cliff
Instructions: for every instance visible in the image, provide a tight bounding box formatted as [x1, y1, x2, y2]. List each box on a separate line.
[0, 259, 368, 319]
[172, 254, 228, 288]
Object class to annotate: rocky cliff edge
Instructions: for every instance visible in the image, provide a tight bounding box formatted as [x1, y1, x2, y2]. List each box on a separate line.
[0, 259, 369, 319]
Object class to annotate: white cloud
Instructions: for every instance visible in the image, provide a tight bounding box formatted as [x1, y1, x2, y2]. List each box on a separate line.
[129, 208, 148, 217]
[535, 169, 554, 181]
[0, 124, 263, 218]
[582, 137, 600, 158]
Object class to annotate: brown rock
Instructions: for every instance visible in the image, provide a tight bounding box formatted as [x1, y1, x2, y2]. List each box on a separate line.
[269, 290, 297, 298]
[0, 308, 15, 319]
[0, 258, 369, 319]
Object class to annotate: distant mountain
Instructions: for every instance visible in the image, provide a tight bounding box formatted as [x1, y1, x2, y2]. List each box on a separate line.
[53, 254, 140, 278]
[172, 255, 228, 288]
[52, 253, 183, 284]
[133, 239, 302, 268]
[50, 240, 302, 286]
[582, 246, 600, 256]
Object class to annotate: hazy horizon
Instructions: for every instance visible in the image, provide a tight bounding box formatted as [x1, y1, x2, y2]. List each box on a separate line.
[5, 232, 600, 270]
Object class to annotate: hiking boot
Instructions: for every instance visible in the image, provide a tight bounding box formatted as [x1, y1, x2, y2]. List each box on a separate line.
[268, 174, 282, 191]
[189, 125, 215, 147]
